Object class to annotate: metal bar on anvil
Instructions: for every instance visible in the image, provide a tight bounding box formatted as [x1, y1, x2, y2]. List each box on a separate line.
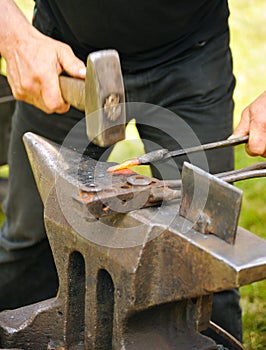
[74, 174, 181, 219]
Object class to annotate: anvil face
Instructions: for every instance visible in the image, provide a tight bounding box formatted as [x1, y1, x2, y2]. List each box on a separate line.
[0, 132, 265, 350]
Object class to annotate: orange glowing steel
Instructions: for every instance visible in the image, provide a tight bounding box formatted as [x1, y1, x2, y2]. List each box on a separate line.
[107, 158, 140, 173]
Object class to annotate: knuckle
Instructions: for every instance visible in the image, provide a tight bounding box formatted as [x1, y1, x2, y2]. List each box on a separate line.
[60, 42, 73, 54]
[247, 142, 265, 157]
[20, 79, 30, 91]
[45, 99, 61, 112]
[12, 90, 22, 100]
[43, 95, 68, 114]
[20, 78, 38, 96]
[56, 105, 70, 114]
[12, 86, 25, 100]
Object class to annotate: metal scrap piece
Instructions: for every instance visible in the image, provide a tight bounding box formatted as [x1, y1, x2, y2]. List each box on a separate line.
[179, 162, 243, 244]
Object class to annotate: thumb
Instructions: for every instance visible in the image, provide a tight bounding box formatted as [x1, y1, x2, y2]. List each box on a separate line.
[228, 108, 250, 139]
[57, 44, 86, 79]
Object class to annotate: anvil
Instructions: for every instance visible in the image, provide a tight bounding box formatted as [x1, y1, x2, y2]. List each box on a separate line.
[0, 133, 266, 350]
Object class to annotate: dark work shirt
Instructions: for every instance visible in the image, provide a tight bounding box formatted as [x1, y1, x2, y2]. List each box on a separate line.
[35, 0, 230, 71]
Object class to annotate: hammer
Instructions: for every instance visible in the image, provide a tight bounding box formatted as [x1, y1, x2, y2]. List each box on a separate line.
[59, 49, 125, 147]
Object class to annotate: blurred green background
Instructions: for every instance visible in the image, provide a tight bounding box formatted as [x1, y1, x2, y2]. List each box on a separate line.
[0, 1, 266, 349]
[229, 2, 266, 349]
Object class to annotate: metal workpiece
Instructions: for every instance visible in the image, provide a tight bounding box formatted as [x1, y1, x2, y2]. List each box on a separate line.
[179, 162, 243, 245]
[179, 161, 266, 244]
[0, 132, 266, 349]
[107, 135, 249, 172]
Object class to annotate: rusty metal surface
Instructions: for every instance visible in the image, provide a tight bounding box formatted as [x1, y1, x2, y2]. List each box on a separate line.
[74, 176, 181, 219]
[1, 133, 266, 349]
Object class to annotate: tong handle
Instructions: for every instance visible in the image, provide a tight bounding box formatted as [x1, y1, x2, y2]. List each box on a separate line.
[163, 161, 266, 188]
[168, 135, 249, 159]
[217, 161, 266, 183]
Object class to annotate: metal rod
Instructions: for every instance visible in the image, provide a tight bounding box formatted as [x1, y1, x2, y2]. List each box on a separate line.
[0, 95, 15, 104]
[216, 161, 266, 183]
[137, 136, 249, 165]
[107, 136, 249, 172]
[215, 161, 266, 178]
[165, 135, 249, 159]
[220, 169, 266, 183]
[159, 161, 266, 187]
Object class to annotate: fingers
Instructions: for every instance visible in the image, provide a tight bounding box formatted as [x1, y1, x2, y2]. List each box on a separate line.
[7, 61, 69, 114]
[247, 111, 266, 158]
[230, 108, 250, 139]
[57, 44, 86, 80]
[5, 29, 86, 114]
[7, 64, 70, 114]
[230, 91, 266, 157]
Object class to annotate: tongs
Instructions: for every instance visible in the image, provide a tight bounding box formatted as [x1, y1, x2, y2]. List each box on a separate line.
[107, 135, 249, 172]
[161, 161, 266, 189]
[216, 161, 266, 183]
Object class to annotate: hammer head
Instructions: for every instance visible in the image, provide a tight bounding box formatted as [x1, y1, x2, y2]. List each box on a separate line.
[85, 50, 126, 147]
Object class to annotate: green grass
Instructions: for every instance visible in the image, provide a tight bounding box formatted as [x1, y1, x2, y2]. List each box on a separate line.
[240, 281, 266, 350]
[0, 1, 266, 349]
[229, 1, 266, 348]
[234, 147, 266, 349]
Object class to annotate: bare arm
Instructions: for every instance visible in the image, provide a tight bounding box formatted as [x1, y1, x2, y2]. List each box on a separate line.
[0, 0, 86, 113]
[231, 91, 266, 157]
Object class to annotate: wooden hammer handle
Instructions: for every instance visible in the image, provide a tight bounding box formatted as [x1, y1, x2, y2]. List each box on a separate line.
[59, 75, 85, 111]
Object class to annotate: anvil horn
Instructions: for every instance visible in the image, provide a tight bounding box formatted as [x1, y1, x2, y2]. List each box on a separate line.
[23, 132, 66, 205]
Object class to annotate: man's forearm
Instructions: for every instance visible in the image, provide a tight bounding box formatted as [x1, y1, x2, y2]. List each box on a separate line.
[0, 0, 33, 59]
[0, 0, 86, 114]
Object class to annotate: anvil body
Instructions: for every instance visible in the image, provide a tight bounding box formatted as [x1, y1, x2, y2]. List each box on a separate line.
[0, 133, 266, 350]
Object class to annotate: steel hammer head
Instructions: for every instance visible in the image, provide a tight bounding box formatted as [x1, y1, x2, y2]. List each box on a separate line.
[85, 50, 126, 147]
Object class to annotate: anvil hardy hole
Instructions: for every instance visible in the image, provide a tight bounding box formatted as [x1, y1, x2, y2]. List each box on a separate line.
[96, 269, 114, 349]
[66, 252, 85, 347]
